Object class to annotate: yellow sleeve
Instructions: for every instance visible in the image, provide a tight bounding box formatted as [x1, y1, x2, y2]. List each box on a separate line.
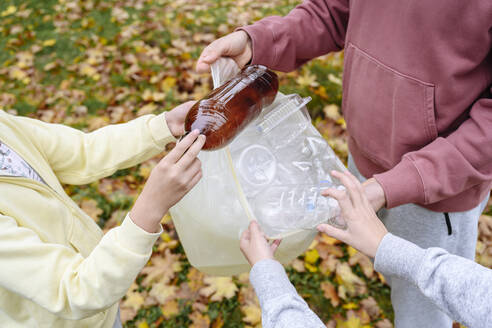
[11, 112, 176, 184]
[0, 213, 161, 319]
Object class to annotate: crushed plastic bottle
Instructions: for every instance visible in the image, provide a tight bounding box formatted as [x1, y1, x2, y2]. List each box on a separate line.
[185, 65, 278, 150]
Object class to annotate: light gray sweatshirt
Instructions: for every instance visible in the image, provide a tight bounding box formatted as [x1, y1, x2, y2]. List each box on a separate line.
[249, 233, 492, 328]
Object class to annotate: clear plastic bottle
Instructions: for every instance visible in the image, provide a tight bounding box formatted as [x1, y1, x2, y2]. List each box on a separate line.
[185, 65, 279, 150]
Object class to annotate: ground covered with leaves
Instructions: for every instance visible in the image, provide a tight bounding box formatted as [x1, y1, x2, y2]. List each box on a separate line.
[1, 0, 491, 327]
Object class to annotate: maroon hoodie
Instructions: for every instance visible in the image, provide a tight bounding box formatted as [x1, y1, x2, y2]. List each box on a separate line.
[240, 0, 492, 212]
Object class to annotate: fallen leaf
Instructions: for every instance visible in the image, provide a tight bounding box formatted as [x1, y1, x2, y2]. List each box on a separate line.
[141, 249, 181, 286]
[320, 281, 340, 307]
[200, 276, 238, 301]
[161, 300, 179, 319]
[189, 311, 211, 328]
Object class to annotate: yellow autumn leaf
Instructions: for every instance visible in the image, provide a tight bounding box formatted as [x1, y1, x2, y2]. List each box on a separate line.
[323, 104, 341, 121]
[1, 5, 17, 17]
[137, 321, 149, 328]
[320, 234, 339, 245]
[122, 290, 145, 312]
[142, 89, 153, 101]
[43, 39, 56, 47]
[149, 283, 176, 305]
[79, 64, 100, 81]
[337, 315, 363, 328]
[161, 300, 179, 319]
[189, 311, 211, 328]
[347, 246, 358, 257]
[137, 103, 157, 116]
[242, 304, 261, 326]
[160, 232, 172, 242]
[9, 68, 28, 81]
[304, 248, 319, 264]
[342, 302, 359, 310]
[336, 117, 347, 128]
[200, 277, 238, 301]
[305, 262, 318, 273]
[141, 249, 182, 286]
[152, 92, 166, 102]
[336, 262, 366, 295]
[296, 71, 319, 87]
[161, 213, 172, 225]
[161, 76, 177, 91]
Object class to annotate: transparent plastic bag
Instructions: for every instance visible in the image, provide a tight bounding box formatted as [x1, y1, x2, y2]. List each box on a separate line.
[170, 58, 347, 276]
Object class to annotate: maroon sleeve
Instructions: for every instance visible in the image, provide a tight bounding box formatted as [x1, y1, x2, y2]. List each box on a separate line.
[374, 91, 492, 208]
[238, 0, 350, 72]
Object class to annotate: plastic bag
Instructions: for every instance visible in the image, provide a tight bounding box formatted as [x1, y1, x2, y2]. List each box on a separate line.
[170, 58, 346, 276]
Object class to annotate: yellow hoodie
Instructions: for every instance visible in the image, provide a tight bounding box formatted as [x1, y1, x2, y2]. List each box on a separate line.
[0, 109, 176, 327]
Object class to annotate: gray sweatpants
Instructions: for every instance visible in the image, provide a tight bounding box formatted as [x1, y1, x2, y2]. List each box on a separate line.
[348, 156, 489, 328]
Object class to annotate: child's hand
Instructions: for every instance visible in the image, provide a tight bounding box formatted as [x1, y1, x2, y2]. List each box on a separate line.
[240, 221, 281, 266]
[130, 130, 205, 232]
[317, 170, 388, 258]
[165, 101, 196, 138]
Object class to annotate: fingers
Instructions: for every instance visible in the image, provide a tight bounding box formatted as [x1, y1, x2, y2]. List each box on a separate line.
[187, 168, 203, 190]
[270, 239, 281, 253]
[177, 135, 206, 168]
[166, 130, 200, 163]
[330, 170, 364, 206]
[239, 225, 251, 252]
[196, 41, 223, 73]
[248, 220, 263, 239]
[322, 187, 352, 212]
[317, 224, 349, 244]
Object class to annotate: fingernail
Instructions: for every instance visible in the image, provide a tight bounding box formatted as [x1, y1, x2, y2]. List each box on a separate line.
[192, 129, 200, 135]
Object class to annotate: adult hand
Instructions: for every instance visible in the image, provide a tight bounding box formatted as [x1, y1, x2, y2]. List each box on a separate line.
[240, 221, 281, 266]
[165, 101, 196, 138]
[196, 31, 252, 73]
[317, 170, 388, 258]
[130, 130, 205, 233]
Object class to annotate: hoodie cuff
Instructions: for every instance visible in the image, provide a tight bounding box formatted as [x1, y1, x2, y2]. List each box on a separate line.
[237, 22, 277, 68]
[373, 157, 426, 208]
[115, 214, 163, 256]
[374, 233, 424, 286]
[249, 259, 298, 308]
[148, 112, 177, 149]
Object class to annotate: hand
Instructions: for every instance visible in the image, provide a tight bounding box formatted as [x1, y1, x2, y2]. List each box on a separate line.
[130, 130, 206, 233]
[165, 101, 196, 138]
[317, 170, 388, 258]
[362, 177, 386, 212]
[196, 31, 252, 73]
[240, 221, 281, 266]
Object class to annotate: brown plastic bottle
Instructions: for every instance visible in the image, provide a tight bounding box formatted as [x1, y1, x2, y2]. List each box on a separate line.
[185, 65, 279, 150]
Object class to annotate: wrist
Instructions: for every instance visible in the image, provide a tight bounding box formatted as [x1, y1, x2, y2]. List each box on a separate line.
[368, 231, 389, 258]
[130, 198, 167, 233]
[363, 178, 387, 211]
[164, 111, 181, 138]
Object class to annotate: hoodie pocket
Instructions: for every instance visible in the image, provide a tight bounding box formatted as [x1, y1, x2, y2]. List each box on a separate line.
[342, 42, 437, 168]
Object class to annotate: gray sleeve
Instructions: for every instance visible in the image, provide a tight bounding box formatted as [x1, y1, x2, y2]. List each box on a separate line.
[249, 259, 325, 328]
[374, 233, 492, 328]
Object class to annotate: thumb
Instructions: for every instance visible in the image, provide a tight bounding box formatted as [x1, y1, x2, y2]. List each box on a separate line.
[196, 42, 223, 73]
[317, 223, 349, 243]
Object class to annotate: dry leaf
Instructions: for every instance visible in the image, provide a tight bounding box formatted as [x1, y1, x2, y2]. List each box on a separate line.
[200, 276, 238, 301]
[141, 249, 181, 286]
[320, 281, 340, 307]
[189, 311, 211, 328]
